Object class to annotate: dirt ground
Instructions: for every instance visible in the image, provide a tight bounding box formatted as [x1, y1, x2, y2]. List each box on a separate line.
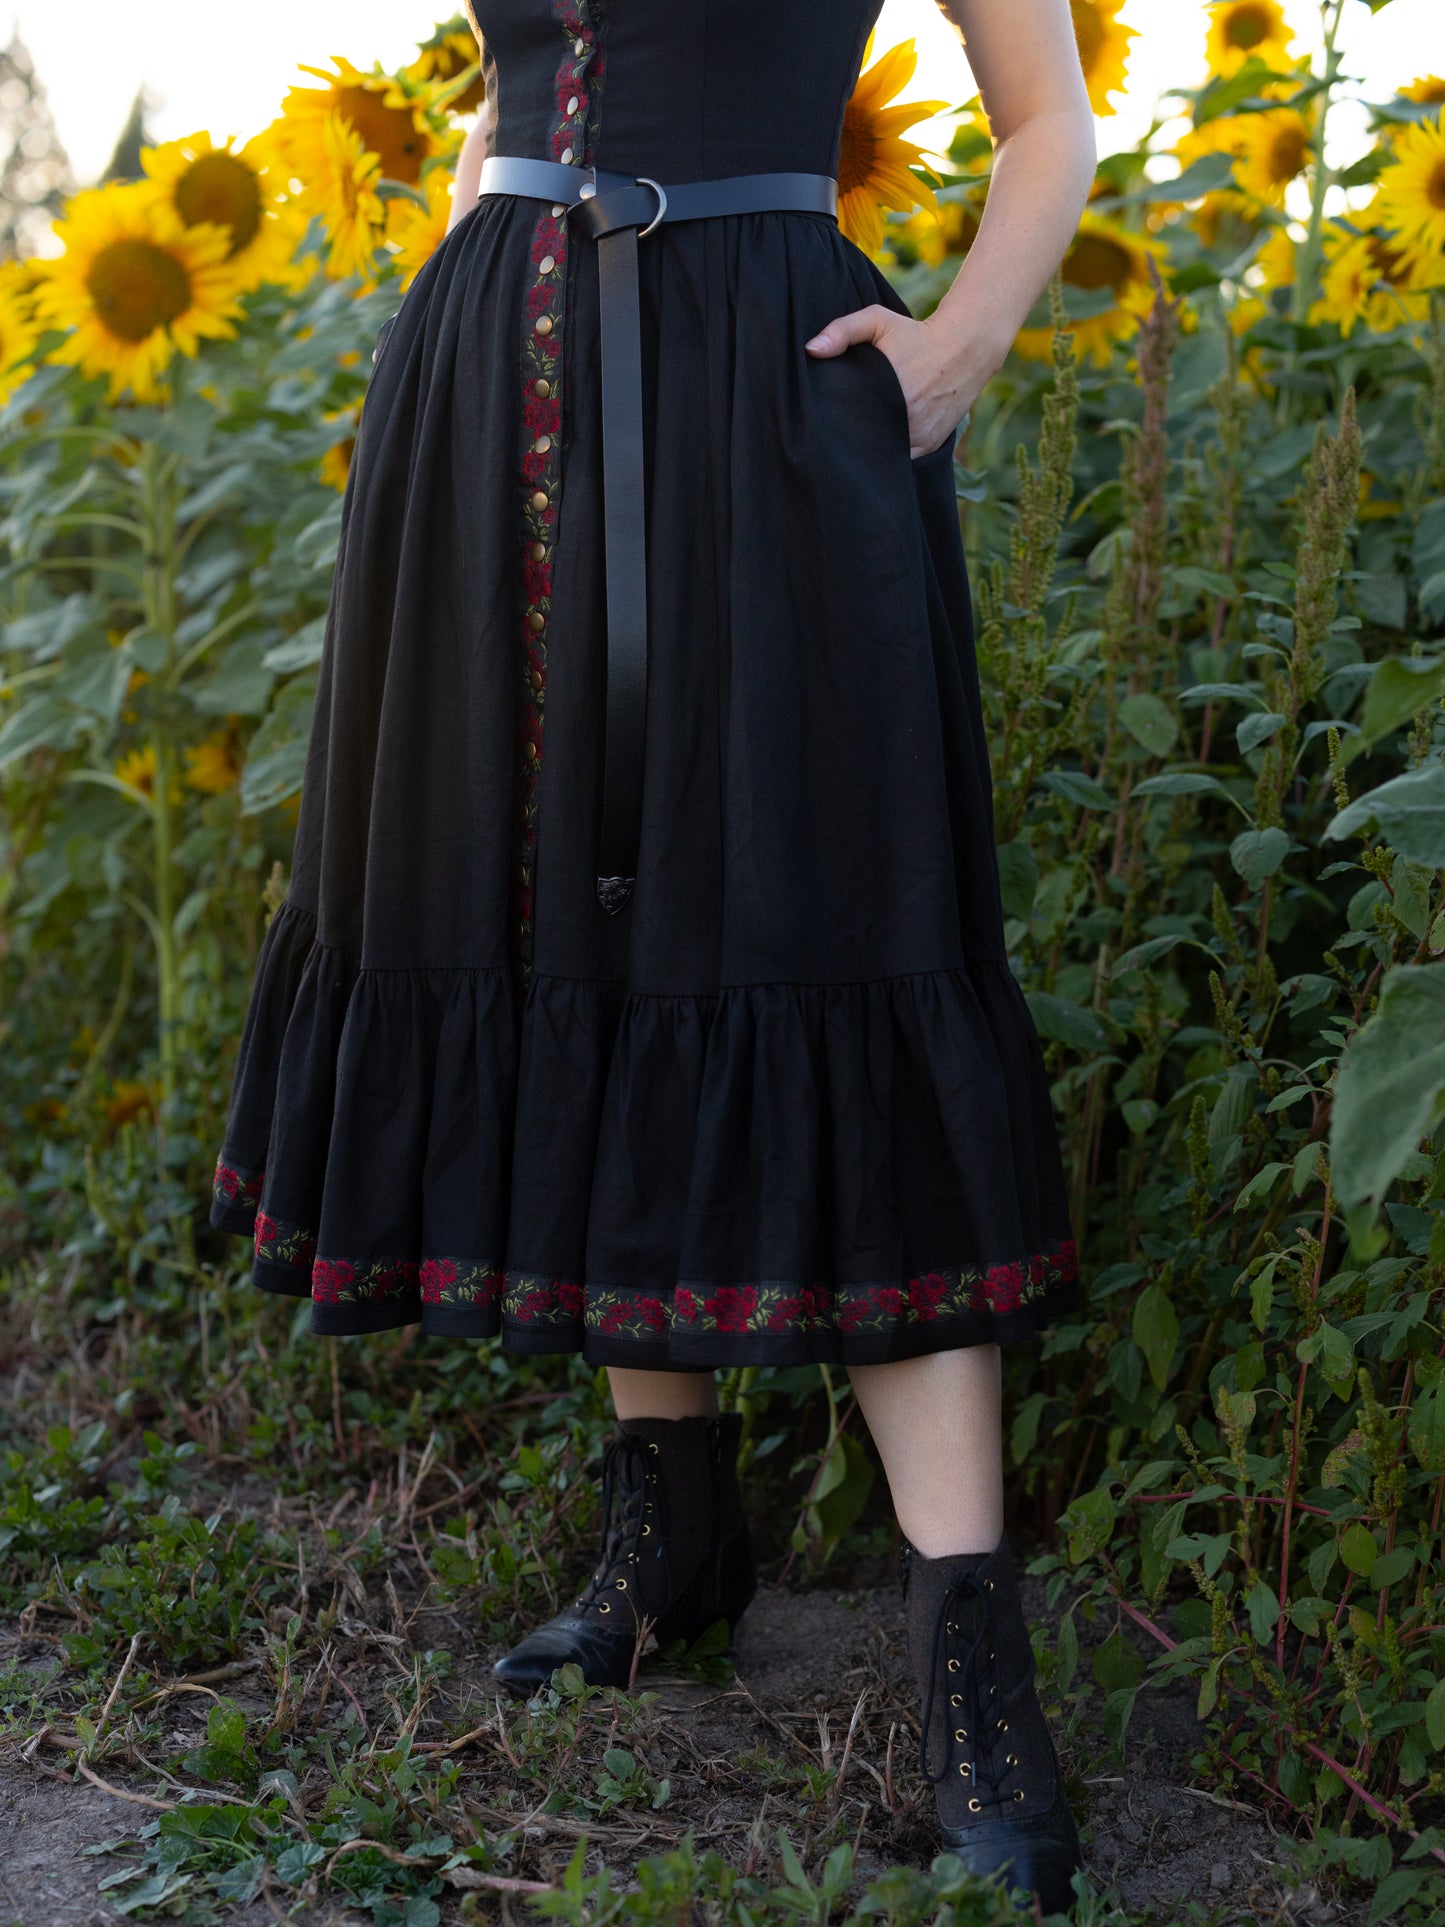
[0, 1552, 1334, 1927]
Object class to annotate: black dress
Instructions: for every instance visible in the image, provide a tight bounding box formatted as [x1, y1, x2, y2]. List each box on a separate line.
[207, 0, 1082, 1369]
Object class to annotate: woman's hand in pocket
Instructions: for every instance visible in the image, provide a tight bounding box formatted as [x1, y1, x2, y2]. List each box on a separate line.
[803, 305, 1000, 459]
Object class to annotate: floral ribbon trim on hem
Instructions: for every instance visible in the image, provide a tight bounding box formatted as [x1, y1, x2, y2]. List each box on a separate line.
[243, 1191, 1078, 1339]
[212, 1157, 264, 1213]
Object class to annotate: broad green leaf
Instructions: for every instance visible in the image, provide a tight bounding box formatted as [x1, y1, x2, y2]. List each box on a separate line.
[1332, 966, 1445, 1212]
[1339, 1522, 1378, 1578]
[1409, 1378, 1445, 1474]
[1039, 768, 1115, 810]
[1237, 710, 1286, 755]
[1119, 691, 1178, 756]
[1133, 1283, 1179, 1391]
[1354, 654, 1445, 753]
[995, 839, 1039, 919]
[1426, 1679, 1445, 1751]
[1325, 762, 1445, 866]
[0, 695, 83, 771]
[1230, 826, 1290, 887]
[1025, 991, 1108, 1053]
[1245, 1580, 1279, 1642]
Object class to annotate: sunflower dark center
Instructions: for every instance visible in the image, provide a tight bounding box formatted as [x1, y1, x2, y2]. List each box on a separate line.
[86, 239, 191, 342]
[1427, 158, 1445, 211]
[1065, 232, 1135, 293]
[335, 84, 425, 183]
[837, 102, 878, 199]
[175, 151, 263, 255]
[1227, 4, 1275, 51]
[1267, 123, 1309, 183]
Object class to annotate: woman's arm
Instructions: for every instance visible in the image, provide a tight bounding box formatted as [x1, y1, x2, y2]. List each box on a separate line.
[448, 99, 491, 232]
[805, 0, 1095, 457]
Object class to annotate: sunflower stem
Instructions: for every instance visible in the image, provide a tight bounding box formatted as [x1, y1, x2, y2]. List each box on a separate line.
[138, 437, 182, 1145]
[1289, 0, 1346, 330]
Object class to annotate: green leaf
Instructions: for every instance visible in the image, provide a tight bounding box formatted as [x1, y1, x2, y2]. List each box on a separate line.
[1409, 1378, 1445, 1474]
[1133, 1283, 1179, 1391]
[1332, 966, 1445, 1213]
[1236, 711, 1287, 755]
[1245, 1580, 1279, 1643]
[0, 695, 82, 771]
[1230, 826, 1290, 888]
[1249, 1252, 1282, 1331]
[1056, 1610, 1078, 1695]
[1025, 991, 1108, 1053]
[1039, 768, 1115, 810]
[1108, 934, 1182, 978]
[995, 839, 1038, 919]
[1425, 1678, 1445, 1751]
[1063, 1485, 1116, 1564]
[1325, 762, 1445, 867]
[1339, 1522, 1378, 1578]
[1119, 692, 1178, 756]
[1355, 654, 1445, 752]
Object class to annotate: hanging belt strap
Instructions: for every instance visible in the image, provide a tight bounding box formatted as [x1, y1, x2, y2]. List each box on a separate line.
[478, 154, 838, 914]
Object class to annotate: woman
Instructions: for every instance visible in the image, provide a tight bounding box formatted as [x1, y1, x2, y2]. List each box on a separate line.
[209, 0, 1095, 1908]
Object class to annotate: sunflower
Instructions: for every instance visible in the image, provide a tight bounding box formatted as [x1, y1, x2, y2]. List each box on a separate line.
[838, 34, 947, 256]
[141, 132, 295, 293]
[184, 726, 243, 793]
[274, 56, 445, 189]
[315, 114, 388, 282]
[1232, 104, 1313, 204]
[1375, 116, 1445, 254]
[0, 260, 41, 404]
[388, 166, 455, 289]
[35, 181, 243, 402]
[1311, 219, 1430, 334]
[1205, 0, 1294, 78]
[1015, 214, 1164, 364]
[1070, 0, 1136, 118]
[115, 744, 157, 796]
[319, 402, 361, 491]
[406, 19, 486, 116]
[1402, 77, 1445, 109]
[104, 1080, 157, 1128]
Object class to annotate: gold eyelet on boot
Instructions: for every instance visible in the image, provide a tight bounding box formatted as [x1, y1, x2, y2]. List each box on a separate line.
[949, 1693, 962, 1707]
[968, 1798, 981, 1812]
[998, 1719, 1009, 1731]
[957, 1761, 970, 1777]
[1013, 1789, 1025, 1802]
[598, 1602, 611, 1613]
[1006, 1753, 1018, 1766]
[615, 1577, 627, 1590]
[648, 1442, 660, 1454]
[947, 1658, 960, 1672]
[985, 1579, 994, 1591]
[642, 1524, 651, 1535]
[953, 1727, 967, 1741]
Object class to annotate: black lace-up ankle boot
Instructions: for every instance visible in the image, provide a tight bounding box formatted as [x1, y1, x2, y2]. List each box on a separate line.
[491, 1411, 757, 1697]
[901, 1534, 1083, 1914]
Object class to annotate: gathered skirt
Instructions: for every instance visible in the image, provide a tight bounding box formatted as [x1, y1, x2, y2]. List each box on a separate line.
[207, 191, 1082, 1368]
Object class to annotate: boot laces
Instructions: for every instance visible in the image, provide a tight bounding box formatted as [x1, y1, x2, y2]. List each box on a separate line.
[574, 1432, 670, 1617]
[918, 1569, 1022, 1815]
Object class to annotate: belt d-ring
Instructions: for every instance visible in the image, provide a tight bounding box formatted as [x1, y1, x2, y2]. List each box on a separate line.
[478, 154, 839, 914]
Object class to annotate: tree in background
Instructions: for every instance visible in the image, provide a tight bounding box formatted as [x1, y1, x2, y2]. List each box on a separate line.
[0, 31, 72, 259]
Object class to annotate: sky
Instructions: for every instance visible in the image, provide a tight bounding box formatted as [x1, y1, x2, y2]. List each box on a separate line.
[17, 0, 1442, 190]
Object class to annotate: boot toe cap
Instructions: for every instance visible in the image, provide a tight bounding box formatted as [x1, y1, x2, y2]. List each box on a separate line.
[938, 1812, 1083, 1915]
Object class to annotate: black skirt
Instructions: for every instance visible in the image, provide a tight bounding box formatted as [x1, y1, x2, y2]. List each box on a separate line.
[207, 0, 1082, 1369]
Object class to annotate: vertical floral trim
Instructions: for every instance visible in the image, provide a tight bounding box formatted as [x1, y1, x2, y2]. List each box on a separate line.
[213, 1157, 264, 1215]
[508, 0, 608, 979]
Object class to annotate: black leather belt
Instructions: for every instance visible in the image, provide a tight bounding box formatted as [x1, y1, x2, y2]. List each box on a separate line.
[478, 154, 838, 914]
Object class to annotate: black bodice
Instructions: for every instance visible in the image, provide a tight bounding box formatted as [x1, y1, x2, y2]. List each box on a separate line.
[475, 0, 888, 182]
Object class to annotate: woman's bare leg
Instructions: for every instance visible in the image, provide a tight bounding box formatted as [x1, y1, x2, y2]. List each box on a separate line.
[606, 1366, 719, 1420]
[846, 1345, 1004, 1556]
